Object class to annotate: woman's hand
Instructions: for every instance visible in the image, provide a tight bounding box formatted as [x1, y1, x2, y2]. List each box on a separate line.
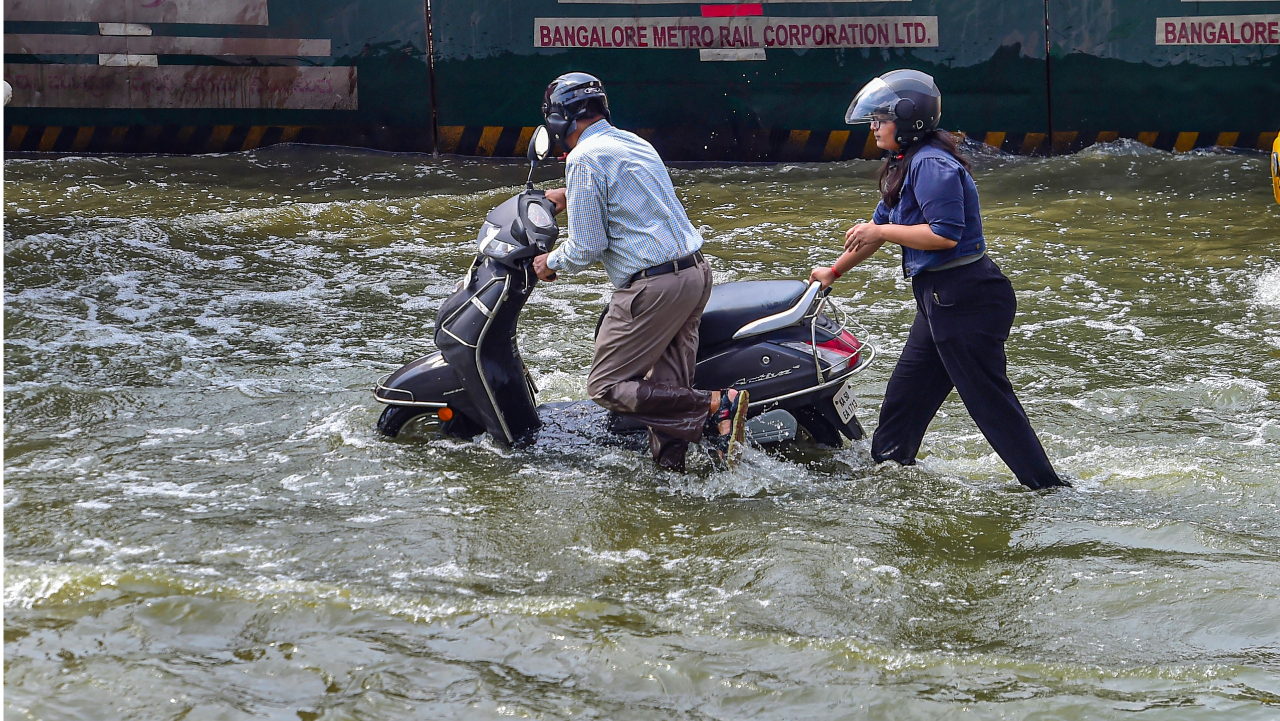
[844, 222, 884, 254]
[809, 266, 837, 289]
[849, 222, 958, 252]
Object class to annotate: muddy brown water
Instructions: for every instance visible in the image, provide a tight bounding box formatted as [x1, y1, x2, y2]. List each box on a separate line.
[4, 142, 1280, 719]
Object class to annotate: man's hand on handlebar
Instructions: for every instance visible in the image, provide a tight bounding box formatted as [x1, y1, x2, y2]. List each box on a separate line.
[544, 188, 567, 215]
[533, 253, 558, 282]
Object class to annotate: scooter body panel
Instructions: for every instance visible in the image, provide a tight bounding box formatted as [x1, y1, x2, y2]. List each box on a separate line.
[375, 351, 467, 407]
[433, 257, 541, 446]
[695, 340, 814, 405]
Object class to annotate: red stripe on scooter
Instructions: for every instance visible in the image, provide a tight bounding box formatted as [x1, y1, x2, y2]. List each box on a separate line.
[701, 4, 763, 17]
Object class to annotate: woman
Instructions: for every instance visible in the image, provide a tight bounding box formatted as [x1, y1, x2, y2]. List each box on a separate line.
[811, 69, 1067, 490]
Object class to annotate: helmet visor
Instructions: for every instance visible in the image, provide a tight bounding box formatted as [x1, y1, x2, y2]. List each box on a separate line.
[845, 77, 901, 125]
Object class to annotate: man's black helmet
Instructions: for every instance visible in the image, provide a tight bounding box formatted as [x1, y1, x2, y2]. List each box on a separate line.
[845, 69, 942, 148]
[542, 72, 611, 145]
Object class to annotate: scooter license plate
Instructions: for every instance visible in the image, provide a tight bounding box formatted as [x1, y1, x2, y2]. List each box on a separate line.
[832, 378, 858, 425]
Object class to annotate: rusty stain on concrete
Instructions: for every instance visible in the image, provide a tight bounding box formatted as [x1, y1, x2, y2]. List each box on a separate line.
[3, 65, 357, 110]
[3, 0, 269, 26]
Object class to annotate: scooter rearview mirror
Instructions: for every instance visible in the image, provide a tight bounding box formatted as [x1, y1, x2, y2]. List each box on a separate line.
[526, 125, 552, 188]
[529, 125, 552, 162]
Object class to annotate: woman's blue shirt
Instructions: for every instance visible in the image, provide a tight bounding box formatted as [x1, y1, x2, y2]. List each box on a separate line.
[872, 144, 986, 277]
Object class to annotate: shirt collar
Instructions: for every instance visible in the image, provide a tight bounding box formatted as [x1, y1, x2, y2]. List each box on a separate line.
[577, 119, 612, 143]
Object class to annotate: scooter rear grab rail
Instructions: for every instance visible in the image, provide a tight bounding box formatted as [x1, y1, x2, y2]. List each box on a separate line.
[731, 281, 825, 341]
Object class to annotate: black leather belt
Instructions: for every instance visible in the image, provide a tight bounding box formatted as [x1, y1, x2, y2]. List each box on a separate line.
[627, 251, 704, 287]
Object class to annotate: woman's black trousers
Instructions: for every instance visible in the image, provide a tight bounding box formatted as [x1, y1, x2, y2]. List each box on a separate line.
[871, 256, 1067, 489]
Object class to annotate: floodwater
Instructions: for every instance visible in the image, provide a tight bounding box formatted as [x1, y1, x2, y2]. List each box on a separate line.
[4, 142, 1279, 720]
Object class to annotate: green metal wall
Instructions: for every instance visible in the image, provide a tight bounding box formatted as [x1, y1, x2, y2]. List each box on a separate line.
[430, 0, 1050, 160]
[1046, 0, 1279, 152]
[4, 0, 1277, 157]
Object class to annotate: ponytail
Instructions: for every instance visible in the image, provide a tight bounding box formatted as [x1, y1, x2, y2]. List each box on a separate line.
[877, 131, 970, 208]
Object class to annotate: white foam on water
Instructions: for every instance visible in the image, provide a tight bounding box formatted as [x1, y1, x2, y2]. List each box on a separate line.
[660, 445, 827, 499]
[1255, 267, 1280, 308]
[346, 514, 389, 523]
[1194, 375, 1268, 410]
[1075, 139, 1166, 158]
[419, 561, 468, 579]
[121, 480, 217, 499]
[294, 405, 377, 449]
[528, 370, 588, 402]
[568, 546, 652, 564]
[1083, 319, 1146, 340]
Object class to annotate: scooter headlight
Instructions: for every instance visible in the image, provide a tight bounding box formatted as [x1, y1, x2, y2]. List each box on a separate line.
[483, 239, 516, 257]
[478, 222, 515, 257]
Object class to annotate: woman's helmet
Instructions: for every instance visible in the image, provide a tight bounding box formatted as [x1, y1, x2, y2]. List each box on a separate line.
[542, 72, 611, 146]
[845, 69, 941, 148]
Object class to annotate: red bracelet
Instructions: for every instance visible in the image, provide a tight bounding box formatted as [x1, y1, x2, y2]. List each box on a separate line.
[829, 265, 842, 280]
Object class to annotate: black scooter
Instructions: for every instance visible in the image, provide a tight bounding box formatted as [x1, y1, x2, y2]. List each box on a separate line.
[374, 126, 875, 449]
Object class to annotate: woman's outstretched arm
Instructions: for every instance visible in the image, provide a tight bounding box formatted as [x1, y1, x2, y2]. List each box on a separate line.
[810, 237, 886, 287]
[846, 222, 958, 253]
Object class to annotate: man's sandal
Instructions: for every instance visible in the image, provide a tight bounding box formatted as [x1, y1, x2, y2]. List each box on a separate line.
[705, 388, 750, 468]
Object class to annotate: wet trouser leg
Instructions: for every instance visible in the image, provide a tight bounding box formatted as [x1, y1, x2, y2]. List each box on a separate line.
[870, 311, 957, 466]
[871, 257, 1065, 489]
[587, 260, 714, 471]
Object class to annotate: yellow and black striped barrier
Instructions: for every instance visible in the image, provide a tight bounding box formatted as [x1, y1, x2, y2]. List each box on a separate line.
[422, 127, 1280, 161]
[2, 124, 435, 155]
[5, 124, 1278, 160]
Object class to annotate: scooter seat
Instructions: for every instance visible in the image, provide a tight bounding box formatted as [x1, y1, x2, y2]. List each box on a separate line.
[699, 280, 809, 349]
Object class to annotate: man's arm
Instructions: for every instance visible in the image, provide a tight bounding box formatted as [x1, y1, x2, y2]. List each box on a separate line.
[545, 160, 608, 275]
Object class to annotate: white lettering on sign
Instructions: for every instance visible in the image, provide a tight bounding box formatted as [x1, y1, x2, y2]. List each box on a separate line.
[1156, 15, 1280, 44]
[533, 16, 938, 49]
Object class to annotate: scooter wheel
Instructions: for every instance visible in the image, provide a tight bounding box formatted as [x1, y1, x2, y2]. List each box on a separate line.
[793, 404, 844, 448]
[376, 405, 431, 437]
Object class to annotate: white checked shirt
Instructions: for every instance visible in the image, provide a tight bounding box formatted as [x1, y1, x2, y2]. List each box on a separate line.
[545, 121, 704, 289]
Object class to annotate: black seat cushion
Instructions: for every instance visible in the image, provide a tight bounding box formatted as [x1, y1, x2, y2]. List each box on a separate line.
[699, 280, 809, 349]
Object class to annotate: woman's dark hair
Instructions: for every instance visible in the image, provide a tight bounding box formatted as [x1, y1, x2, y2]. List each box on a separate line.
[877, 130, 970, 208]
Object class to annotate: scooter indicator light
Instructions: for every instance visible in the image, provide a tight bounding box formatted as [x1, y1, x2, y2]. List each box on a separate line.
[437, 407, 454, 421]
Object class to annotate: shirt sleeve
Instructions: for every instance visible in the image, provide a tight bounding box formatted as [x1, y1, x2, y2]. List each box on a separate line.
[546, 157, 608, 274]
[909, 157, 966, 242]
[872, 200, 890, 225]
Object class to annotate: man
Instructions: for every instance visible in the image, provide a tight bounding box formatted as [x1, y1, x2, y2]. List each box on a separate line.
[531, 72, 748, 471]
